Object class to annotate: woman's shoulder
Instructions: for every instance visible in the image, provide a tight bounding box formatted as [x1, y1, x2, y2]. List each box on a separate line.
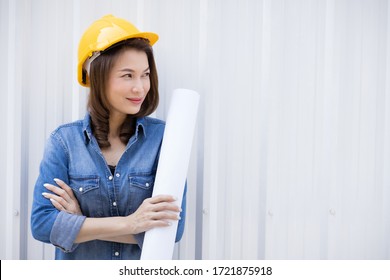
[139, 117, 165, 138]
[50, 119, 84, 138]
[143, 116, 166, 126]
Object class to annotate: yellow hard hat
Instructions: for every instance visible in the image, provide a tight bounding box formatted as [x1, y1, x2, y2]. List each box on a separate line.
[77, 14, 159, 87]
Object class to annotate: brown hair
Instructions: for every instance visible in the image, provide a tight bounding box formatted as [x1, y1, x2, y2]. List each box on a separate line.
[87, 38, 159, 148]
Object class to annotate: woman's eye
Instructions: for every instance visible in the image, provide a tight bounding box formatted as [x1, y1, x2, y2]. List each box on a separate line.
[123, 74, 132, 78]
[143, 72, 150, 78]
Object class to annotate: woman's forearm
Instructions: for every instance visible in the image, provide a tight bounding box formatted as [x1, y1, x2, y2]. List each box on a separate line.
[75, 216, 131, 243]
[73, 195, 180, 244]
[99, 235, 137, 244]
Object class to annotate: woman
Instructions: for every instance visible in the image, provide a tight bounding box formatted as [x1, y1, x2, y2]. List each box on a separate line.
[31, 15, 186, 260]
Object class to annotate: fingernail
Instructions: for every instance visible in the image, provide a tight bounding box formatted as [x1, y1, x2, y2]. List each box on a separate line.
[43, 183, 49, 188]
[172, 196, 178, 201]
[42, 192, 48, 197]
[177, 215, 181, 220]
[167, 221, 172, 226]
[179, 208, 183, 212]
[53, 178, 59, 182]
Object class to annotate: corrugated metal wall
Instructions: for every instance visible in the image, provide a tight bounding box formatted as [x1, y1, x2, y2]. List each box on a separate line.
[1, 0, 389, 260]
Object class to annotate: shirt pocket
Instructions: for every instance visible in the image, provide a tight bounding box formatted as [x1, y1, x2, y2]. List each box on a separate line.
[69, 175, 104, 217]
[127, 173, 155, 214]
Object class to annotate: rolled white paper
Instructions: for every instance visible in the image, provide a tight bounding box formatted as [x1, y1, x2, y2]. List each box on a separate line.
[140, 88, 200, 260]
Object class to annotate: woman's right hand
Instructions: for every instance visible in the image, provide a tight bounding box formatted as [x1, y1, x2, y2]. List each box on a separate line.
[42, 178, 82, 215]
[127, 195, 182, 234]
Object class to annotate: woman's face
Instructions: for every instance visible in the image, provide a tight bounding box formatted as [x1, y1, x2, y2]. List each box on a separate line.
[106, 48, 150, 118]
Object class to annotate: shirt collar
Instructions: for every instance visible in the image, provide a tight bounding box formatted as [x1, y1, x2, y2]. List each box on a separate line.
[82, 113, 147, 144]
[135, 117, 147, 138]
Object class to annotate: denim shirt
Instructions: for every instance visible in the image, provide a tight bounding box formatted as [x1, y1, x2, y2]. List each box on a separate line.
[31, 113, 186, 260]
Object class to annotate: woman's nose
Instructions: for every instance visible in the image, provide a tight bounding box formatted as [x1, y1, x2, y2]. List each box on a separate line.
[132, 79, 143, 93]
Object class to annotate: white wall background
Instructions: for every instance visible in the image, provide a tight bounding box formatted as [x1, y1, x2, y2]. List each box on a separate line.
[1, 0, 390, 260]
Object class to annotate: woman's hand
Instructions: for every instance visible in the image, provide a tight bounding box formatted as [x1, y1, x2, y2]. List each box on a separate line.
[42, 178, 82, 215]
[127, 195, 182, 234]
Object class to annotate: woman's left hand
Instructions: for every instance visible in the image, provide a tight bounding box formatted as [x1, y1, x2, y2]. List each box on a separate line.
[42, 178, 82, 215]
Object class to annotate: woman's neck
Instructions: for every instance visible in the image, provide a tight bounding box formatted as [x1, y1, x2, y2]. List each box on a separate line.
[109, 112, 126, 138]
[102, 112, 127, 166]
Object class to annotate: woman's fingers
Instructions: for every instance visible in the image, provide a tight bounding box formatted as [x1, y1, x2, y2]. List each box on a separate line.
[145, 195, 182, 212]
[49, 198, 66, 211]
[150, 201, 182, 213]
[150, 210, 181, 221]
[42, 178, 82, 215]
[43, 182, 71, 203]
[146, 194, 177, 204]
[128, 194, 182, 234]
[53, 178, 76, 199]
[42, 191, 69, 208]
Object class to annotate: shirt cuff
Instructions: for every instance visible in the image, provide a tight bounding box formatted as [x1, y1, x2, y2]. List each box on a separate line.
[50, 211, 86, 253]
[134, 232, 145, 249]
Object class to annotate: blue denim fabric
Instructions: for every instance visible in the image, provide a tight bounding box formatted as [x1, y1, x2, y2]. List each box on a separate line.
[31, 113, 186, 260]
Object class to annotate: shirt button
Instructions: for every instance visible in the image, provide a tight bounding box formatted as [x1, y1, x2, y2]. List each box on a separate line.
[113, 201, 117, 207]
[108, 175, 113, 180]
[116, 173, 120, 178]
[145, 183, 150, 187]
[79, 187, 83, 192]
[114, 252, 119, 256]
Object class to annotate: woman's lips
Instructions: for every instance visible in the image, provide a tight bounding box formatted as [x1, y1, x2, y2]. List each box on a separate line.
[126, 97, 143, 105]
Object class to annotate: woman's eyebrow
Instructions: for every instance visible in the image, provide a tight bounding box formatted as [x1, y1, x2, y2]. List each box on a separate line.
[118, 67, 150, 72]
